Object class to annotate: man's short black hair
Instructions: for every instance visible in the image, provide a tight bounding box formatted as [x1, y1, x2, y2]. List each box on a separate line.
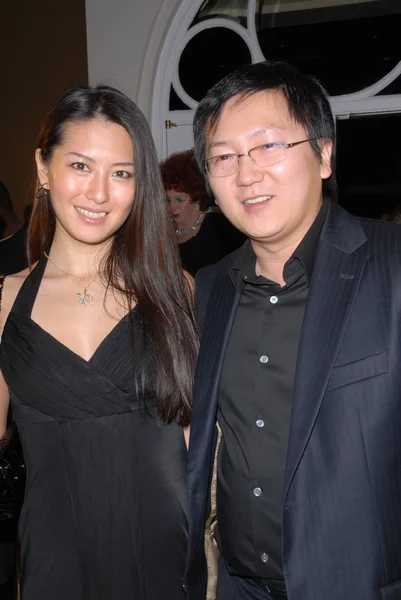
[193, 61, 336, 200]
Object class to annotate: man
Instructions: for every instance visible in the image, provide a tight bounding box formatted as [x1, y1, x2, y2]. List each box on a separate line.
[185, 61, 401, 600]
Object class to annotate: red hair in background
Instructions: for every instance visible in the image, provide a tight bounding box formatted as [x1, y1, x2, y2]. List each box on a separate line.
[160, 149, 210, 211]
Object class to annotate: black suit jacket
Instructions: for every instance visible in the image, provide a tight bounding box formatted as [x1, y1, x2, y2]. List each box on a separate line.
[186, 202, 401, 600]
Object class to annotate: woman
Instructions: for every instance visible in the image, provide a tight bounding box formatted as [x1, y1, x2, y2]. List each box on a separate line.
[0, 85, 197, 600]
[161, 150, 245, 276]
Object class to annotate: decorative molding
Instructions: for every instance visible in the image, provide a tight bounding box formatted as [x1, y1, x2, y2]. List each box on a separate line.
[151, 0, 201, 157]
[152, 0, 401, 158]
[171, 17, 262, 110]
[333, 61, 401, 101]
[137, 0, 183, 119]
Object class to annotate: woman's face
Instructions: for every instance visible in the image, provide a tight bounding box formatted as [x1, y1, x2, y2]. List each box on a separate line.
[166, 189, 200, 228]
[35, 118, 136, 247]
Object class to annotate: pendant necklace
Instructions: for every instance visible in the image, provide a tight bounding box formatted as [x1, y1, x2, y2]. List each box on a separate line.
[43, 252, 99, 305]
[175, 212, 205, 237]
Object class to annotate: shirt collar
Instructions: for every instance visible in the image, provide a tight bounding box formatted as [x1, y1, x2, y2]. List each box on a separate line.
[229, 197, 330, 289]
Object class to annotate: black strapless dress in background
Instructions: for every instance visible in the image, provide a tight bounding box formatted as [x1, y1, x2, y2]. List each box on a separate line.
[0, 257, 188, 599]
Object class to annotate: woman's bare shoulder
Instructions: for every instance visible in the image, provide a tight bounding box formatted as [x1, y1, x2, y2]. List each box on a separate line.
[0, 266, 32, 330]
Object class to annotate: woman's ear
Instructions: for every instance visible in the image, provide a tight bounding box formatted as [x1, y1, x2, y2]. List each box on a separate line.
[35, 149, 49, 188]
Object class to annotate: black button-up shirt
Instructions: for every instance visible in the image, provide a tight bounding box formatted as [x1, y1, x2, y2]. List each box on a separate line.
[216, 200, 329, 583]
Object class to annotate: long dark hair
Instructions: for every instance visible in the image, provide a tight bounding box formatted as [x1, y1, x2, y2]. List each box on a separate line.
[28, 85, 197, 426]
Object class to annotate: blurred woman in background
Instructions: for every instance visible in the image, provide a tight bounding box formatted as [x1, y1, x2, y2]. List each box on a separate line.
[161, 150, 244, 276]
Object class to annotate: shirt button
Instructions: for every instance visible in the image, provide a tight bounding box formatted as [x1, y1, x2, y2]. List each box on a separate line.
[253, 487, 262, 497]
[256, 419, 264, 428]
[260, 355, 268, 363]
[261, 553, 269, 563]
[270, 295, 278, 304]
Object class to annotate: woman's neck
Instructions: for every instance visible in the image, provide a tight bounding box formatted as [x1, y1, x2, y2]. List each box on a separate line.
[48, 229, 111, 278]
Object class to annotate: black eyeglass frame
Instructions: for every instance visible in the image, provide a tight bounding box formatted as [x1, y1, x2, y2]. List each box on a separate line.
[205, 137, 318, 177]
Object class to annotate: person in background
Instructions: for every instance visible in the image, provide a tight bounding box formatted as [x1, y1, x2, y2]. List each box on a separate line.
[0, 84, 197, 600]
[0, 183, 28, 275]
[161, 149, 245, 276]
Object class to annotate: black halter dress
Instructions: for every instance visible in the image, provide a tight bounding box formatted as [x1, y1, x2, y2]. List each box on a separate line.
[0, 257, 188, 599]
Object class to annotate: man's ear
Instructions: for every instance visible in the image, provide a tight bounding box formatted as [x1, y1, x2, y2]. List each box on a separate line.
[319, 140, 333, 180]
[35, 148, 49, 188]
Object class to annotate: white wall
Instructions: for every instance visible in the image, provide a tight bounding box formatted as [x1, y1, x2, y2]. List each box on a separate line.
[85, 0, 181, 120]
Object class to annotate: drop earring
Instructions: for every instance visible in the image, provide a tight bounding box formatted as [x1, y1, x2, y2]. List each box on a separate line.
[36, 184, 49, 199]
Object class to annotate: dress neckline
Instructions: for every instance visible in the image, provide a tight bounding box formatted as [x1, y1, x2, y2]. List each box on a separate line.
[8, 255, 137, 365]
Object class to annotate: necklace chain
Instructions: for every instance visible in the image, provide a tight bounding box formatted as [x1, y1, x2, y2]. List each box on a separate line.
[43, 252, 98, 305]
[175, 212, 205, 237]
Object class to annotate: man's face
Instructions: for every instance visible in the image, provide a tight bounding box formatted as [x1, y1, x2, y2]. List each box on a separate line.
[205, 91, 332, 251]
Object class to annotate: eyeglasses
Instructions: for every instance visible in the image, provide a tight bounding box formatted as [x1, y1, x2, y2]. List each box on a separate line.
[205, 138, 318, 178]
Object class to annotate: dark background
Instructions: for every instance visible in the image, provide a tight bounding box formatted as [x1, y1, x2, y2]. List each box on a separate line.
[0, 0, 88, 220]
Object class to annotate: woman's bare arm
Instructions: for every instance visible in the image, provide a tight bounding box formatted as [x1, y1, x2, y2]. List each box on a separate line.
[183, 425, 190, 449]
[0, 270, 28, 437]
[183, 269, 195, 295]
[0, 371, 9, 438]
[182, 269, 194, 451]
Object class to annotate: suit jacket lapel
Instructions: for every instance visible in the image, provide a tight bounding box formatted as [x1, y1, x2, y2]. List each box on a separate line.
[284, 205, 369, 499]
[187, 271, 240, 576]
[188, 270, 240, 487]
